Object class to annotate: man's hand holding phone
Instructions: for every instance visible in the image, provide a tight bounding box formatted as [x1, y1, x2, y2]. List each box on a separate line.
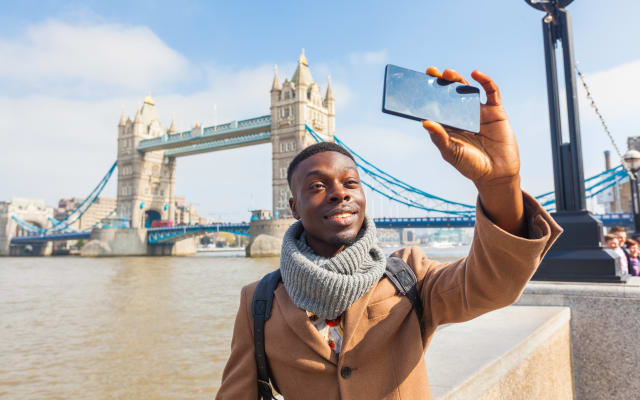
[421, 67, 526, 237]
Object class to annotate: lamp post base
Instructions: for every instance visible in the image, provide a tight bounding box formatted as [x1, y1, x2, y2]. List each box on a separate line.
[532, 211, 628, 283]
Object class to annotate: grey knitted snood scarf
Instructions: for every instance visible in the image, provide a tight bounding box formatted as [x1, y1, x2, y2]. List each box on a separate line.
[280, 215, 386, 320]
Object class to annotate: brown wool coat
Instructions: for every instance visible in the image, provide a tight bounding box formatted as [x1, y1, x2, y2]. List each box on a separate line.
[217, 193, 562, 400]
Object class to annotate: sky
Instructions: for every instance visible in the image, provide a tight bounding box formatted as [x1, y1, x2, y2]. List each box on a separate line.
[1, 1, 639, 221]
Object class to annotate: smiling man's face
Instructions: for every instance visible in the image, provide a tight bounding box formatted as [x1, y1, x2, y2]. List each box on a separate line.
[289, 151, 366, 258]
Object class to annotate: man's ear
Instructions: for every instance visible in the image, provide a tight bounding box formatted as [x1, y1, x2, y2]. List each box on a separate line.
[289, 197, 300, 220]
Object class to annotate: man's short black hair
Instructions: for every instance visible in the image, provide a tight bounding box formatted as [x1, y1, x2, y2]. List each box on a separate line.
[287, 142, 356, 186]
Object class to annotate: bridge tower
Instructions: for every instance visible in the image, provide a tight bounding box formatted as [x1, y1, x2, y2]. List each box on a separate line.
[117, 96, 177, 228]
[269, 49, 336, 218]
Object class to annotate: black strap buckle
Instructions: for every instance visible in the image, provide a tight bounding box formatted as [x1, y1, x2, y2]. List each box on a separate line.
[257, 379, 278, 399]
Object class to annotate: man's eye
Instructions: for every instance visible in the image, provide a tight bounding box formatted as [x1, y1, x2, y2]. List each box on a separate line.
[310, 183, 325, 190]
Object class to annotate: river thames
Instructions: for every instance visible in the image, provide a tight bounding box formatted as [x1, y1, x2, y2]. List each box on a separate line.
[0, 246, 467, 399]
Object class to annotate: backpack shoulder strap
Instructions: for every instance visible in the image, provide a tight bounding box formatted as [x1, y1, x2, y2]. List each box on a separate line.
[385, 256, 424, 332]
[251, 269, 282, 400]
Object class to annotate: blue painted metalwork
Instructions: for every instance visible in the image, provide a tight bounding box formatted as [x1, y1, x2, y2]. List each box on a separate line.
[147, 223, 250, 244]
[10, 231, 91, 245]
[11, 215, 44, 233]
[47, 161, 117, 232]
[374, 213, 633, 229]
[12, 161, 118, 235]
[137, 115, 271, 153]
[597, 213, 634, 227]
[164, 130, 270, 157]
[100, 217, 130, 229]
[374, 216, 476, 228]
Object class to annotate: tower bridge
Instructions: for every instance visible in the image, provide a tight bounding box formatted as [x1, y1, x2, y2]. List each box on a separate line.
[116, 49, 334, 237]
[3, 50, 634, 256]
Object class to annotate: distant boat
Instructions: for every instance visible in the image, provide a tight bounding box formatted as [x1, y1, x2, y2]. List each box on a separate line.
[429, 241, 455, 249]
[196, 245, 245, 253]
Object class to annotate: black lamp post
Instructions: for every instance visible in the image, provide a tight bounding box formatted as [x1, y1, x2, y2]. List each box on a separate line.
[623, 150, 640, 234]
[525, 0, 625, 282]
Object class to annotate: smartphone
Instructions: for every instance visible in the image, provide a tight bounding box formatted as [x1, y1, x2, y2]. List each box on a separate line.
[382, 64, 481, 133]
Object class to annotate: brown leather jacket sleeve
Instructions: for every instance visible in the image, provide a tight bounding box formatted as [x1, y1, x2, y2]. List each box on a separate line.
[216, 284, 258, 400]
[393, 192, 563, 333]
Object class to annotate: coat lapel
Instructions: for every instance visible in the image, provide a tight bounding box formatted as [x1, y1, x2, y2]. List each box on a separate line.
[342, 283, 377, 354]
[274, 285, 337, 365]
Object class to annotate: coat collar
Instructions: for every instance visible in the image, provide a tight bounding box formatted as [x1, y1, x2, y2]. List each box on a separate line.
[274, 284, 338, 365]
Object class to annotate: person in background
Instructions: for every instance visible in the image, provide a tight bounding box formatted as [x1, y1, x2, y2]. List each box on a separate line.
[605, 234, 619, 250]
[609, 226, 627, 242]
[605, 232, 628, 275]
[610, 226, 630, 256]
[625, 239, 640, 276]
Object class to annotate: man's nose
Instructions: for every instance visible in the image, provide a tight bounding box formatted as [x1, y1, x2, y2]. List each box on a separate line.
[329, 184, 350, 202]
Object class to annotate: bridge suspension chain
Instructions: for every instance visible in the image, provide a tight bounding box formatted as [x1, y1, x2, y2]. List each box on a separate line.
[47, 161, 117, 233]
[11, 161, 118, 235]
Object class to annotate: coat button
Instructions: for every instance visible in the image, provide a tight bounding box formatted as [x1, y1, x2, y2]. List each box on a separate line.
[341, 366, 352, 379]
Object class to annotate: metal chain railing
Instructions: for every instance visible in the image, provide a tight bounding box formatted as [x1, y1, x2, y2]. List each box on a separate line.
[575, 64, 634, 180]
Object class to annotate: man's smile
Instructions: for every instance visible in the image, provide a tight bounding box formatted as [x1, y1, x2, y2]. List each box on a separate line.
[324, 209, 358, 226]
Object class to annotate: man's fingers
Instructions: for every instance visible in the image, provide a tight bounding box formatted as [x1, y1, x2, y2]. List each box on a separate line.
[426, 66, 443, 78]
[422, 120, 450, 153]
[471, 70, 502, 106]
[442, 69, 470, 85]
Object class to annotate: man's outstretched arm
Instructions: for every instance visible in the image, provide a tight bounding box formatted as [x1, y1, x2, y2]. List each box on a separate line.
[395, 67, 563, 330]
[422, 68, 525, 237]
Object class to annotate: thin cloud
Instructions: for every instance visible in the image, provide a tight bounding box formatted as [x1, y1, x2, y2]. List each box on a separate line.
[349, 49, 388, 66]
[0, 20, 190, 96]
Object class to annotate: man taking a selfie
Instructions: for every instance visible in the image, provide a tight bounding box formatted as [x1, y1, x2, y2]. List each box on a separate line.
[216, 67, 562, 399]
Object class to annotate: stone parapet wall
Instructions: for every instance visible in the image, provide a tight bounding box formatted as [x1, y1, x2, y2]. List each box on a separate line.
[427, 306, 573, 400]
[516, 279, 640, 400]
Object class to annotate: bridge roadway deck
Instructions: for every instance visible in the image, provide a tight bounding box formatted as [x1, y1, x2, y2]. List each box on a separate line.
[10, 231, 91, 245]
[9, 213, 633, 246]
[147, 223, 250, 244]
[137, 115, 271, 155]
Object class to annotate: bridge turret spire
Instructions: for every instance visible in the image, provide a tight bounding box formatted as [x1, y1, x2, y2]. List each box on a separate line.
[271, 65, 281, 92]
[291, 48, 313, 86]
[324, 75, 334, 101]
[118, 110, 127, 126]
[168, 118, 177, 134]
[134, 108, 142, 124]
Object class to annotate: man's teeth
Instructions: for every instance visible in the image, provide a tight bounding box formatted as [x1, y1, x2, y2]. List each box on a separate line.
[332, 213, 353, 218]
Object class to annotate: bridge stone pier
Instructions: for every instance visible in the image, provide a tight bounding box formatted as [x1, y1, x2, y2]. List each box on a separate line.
[100, 50, 335, 256]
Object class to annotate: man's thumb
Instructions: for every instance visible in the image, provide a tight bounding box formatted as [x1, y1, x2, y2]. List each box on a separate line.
[422, 120, 450, 154]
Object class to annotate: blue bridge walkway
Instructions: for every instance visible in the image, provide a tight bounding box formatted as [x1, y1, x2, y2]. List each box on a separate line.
[137, 115, 271, 157]
[11, 213, 633, 246]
